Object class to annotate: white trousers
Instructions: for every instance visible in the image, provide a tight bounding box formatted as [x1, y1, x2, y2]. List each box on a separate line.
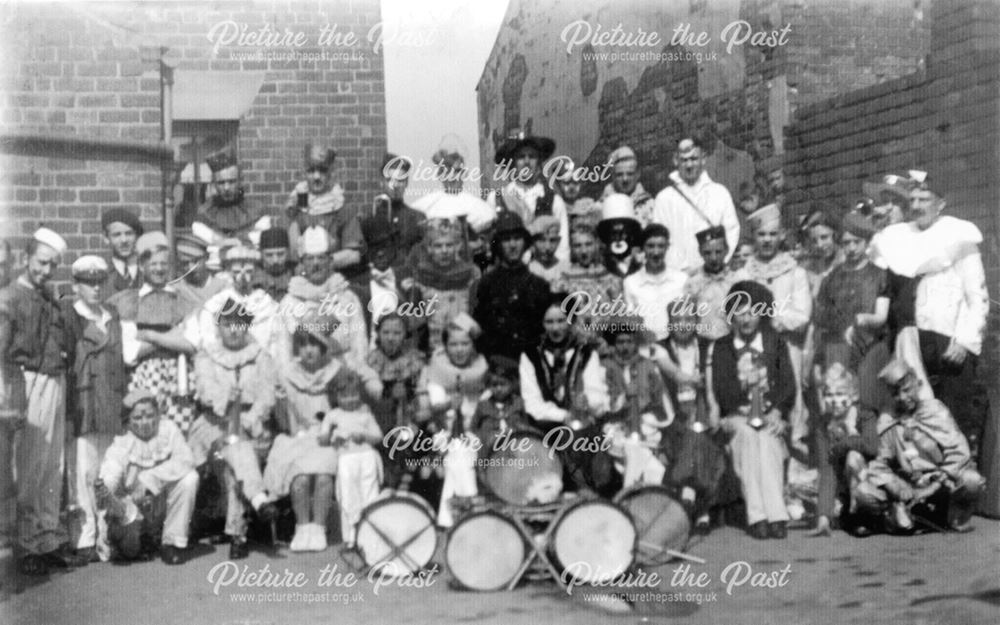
[726, 416, 790, 525]
[68, 433, 115, 551]
[336, 449, 382, 543]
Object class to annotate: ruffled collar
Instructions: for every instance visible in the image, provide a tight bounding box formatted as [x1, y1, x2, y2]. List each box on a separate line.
[744, 252, 798, 281]
[121, 423, 177, 469]
[869, 216, 982, 278]
[284, 356, 342, 394]
[205, 340, 263, 371]
[287, 272, 350, 302]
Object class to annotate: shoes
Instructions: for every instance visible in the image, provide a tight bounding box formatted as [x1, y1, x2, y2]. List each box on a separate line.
[160, 545, 182, 565]
[290, 524, 310, 552]
[949, 520, 974, 533]
[846, 524, 872, 538]
[307, 524, 327, 552]
[229, 537, 250, 560]
[888, 502, 914, 533]
[19, 554, 49, 576]
[256, 502, 278, 524]
[75, 546, 102, 564]
[42, 544, 90, 568]
[747, 521, 769, 540]
[693, 514, 711, 536]
[768, 521, 787, 539]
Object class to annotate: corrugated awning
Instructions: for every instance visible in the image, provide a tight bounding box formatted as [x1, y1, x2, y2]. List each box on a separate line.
[173, 71, 265, 120]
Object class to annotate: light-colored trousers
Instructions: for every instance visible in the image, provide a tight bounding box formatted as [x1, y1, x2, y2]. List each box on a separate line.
[336, 448, 382, 543]
[67, 433, 115, 551]
[436, 439, 478, 528]
[16, 372, 68, 554]
[107, 470, 199, 552]
[725, 416, 790, 525]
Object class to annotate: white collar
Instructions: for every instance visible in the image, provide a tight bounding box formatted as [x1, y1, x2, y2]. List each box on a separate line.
[732, 332, 764, 352]
[112, 256, 137, 276]
[669, 170, 711, 191]
[637, 266, 683, 285]
[73, 300, 111, 326]
[138, 282, 176, 298]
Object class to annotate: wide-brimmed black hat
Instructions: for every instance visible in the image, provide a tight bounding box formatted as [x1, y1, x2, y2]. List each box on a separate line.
[491, 210, 531, 243]
[494, 130, 556, 165]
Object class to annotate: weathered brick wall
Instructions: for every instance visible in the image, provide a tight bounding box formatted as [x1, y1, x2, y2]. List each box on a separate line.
[785, 0, 1000, 370]
[477, 0, 930, 199]
[0, 0, 387, 283]
[0, 4, 163, 279]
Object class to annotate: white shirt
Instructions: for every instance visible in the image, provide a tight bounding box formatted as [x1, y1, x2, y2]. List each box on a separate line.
[623, 267, 689, 341]
[518, 348, 609, 422]
[489, 181, 570, 262]
[652, 170, 740, 273]
[182, 287, 279, 358]
[111, 256, 138, 282]
[870, 216, 989, 354]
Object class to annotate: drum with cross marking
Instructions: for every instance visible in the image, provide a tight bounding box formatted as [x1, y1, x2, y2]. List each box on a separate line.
[355, 491, 437, 576]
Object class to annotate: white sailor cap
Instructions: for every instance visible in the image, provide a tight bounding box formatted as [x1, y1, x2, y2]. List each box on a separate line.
[33, 227, 68, 256]
[71, 255, 109, 283]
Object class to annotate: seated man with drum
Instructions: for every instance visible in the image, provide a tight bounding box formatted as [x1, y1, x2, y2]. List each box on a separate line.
[707, 281, 796, 540]
[519, 296, 613, 496]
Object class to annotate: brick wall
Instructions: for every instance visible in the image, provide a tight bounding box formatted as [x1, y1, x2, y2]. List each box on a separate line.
[0, 4, 163, 282]
[476, 0, 929, 198]
[784, 0, 1000, 370]
[0, 0, 387, 285]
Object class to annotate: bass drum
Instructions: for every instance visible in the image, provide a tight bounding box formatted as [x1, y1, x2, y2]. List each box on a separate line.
[445, 510, 526, 591]
[355, 491, 437, 577]
[480, 430, 563, 506]
[614, 485, 690, 566]
[551, 498, 636, 584]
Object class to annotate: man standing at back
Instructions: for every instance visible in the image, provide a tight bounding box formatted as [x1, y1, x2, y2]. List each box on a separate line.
[100, 208, 143, 298]
[0, 228, 88, 575]
[652, 137, 740, 274]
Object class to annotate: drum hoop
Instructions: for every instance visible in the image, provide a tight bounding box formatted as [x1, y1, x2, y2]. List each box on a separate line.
[359, 491, 436, 520]
[444, 509, 527, 592]
[483, 429, 554, 459]
[612, 483, 675, 505]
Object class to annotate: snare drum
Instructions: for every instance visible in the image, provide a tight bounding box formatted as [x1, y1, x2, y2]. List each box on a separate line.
[480, 430, 563, 506]
[445, 509, 526, 591]
[355, 491, 437, 576]
[614, 485, 690, 566]
[551, 499, 636, 584]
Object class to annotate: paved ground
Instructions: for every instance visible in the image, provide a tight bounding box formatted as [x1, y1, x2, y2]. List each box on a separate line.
[2, 517, 998, 625]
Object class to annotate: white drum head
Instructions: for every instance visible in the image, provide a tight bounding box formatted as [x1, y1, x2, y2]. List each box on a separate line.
[553, 500, 635, 584]
[445, 511, 525, 591]
[356, 493, 437, 576]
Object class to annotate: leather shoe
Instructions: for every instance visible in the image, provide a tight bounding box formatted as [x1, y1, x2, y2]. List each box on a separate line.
[846, 524, 872, 538]
[256, 502, 278, 524]
[768, 521, 787, 539]
[160, 545, 182, 565]
[949, 520, 974, 533]
[76, 546, 101, 563]
[747, 521, 769, 540]
[230, 537, 250, 560]
[42, 545, 90, 568]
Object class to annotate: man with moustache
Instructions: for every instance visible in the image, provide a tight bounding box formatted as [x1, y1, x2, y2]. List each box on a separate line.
[286, 144, 366, 278]
[0, 228, 89, 574]
[683, 225, 748, 341]
[100, 208, 143, 298]
[197, 151, 261, 241]
[742, 204, 812, 452]
[602, 146, 656, 227]
[489, 130, 571, 263]
[652, 137, 740, 274]
[254, 226, 297, 302]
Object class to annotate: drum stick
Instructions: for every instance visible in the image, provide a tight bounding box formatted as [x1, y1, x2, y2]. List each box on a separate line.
[663, 547, 706, 564]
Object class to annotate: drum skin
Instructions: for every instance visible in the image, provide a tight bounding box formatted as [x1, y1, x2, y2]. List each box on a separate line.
[552, 499, 636, 584]
[614, 485, 690, 566]
[481, 431, 563, 506]
[355, 492, 438, 576]
[445, 510, 526, 591]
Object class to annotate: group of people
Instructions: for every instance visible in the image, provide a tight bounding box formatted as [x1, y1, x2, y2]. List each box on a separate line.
[0, 131, 992, 580]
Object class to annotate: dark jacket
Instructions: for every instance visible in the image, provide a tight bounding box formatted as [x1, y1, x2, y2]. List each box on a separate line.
[471, 263, 551, 360]
[710, 328, 795, 419]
